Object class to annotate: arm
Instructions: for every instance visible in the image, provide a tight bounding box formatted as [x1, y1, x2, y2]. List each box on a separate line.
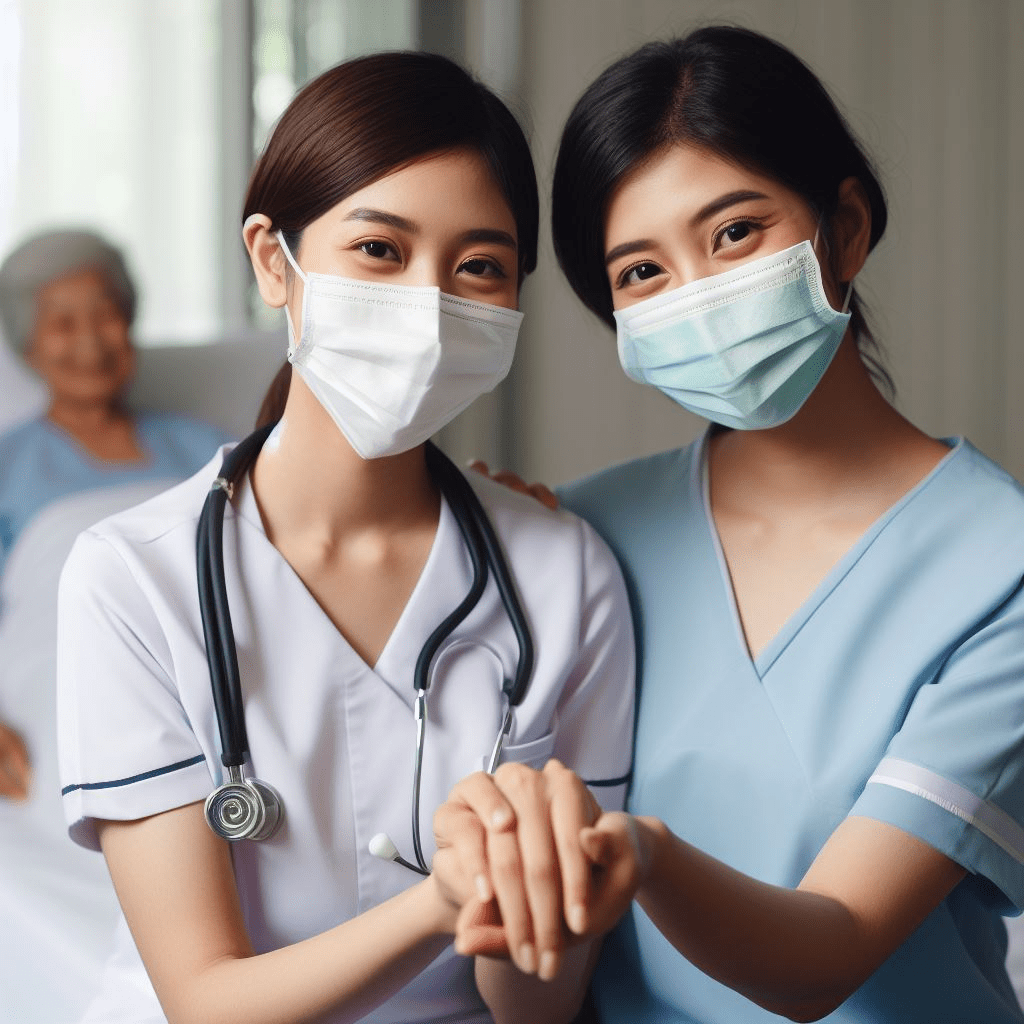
[98, 802, 457, 1024]
[585, 811, 965, 1022]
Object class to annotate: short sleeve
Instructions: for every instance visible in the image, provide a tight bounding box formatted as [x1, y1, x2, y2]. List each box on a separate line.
[852, 580, 1024, 912]
[551, 519, 636, 813]
[57, 530, 211, 850]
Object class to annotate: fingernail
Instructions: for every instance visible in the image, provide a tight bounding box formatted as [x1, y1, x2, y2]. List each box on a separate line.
[518, 942, 537, 974]
[491, 808, 511, 829]
[539, 950, 559, 981]
[474, 874, 491, 901]
[568, 903, 587, 935]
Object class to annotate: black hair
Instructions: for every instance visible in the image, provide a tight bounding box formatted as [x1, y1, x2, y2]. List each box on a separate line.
[551, 26, 891, 390]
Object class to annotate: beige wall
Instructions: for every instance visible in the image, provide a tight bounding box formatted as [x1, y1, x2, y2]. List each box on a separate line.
[489, 0, 1024, 487]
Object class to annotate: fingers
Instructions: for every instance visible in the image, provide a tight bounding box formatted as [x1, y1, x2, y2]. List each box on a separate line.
[435, 772, 516, 904]
[543, 759, 600, 935]
[493, 763, 565, 980]
[454, 897, 511, 959]
[481, 768, 540, 975]
[528, 483, 560, 511]
[0, 723, 31, 801]
[432, 806, 491, 908]
[577, 813, 644, 936]
[465, 460, 560, 510]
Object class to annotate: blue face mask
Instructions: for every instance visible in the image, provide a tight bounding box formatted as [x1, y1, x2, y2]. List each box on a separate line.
[613, 239, 852, 430]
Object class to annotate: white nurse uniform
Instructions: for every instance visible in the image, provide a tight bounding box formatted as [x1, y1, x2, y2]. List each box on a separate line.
[57, 448, 635, 1024]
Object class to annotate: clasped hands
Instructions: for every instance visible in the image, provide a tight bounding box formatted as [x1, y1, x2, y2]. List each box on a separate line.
[431, 759, 647, 981]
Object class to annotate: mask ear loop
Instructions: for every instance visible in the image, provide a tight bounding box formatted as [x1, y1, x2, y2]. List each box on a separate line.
[272, 230, 308, 356]
[274, 230, 308, 284]
[811, 224, 855, 316]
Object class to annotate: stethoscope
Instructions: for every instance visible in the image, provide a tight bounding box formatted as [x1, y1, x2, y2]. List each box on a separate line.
[197, 422, 534, 875]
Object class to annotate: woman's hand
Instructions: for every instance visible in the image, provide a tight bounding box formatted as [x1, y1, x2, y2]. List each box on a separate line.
[432, 760, 642, 979]
[0, 720, 31, 800]
[468, 461, 560, 511]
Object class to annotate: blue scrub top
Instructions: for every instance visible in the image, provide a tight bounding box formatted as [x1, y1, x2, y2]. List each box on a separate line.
[560, 432, 1024, 1023]
[0, 413, 230, 576]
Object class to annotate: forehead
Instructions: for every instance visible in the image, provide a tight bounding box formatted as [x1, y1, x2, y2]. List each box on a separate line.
[36, 267, 117, 310]
[336, 149, 516, 231]
[604, 144, 797, 244]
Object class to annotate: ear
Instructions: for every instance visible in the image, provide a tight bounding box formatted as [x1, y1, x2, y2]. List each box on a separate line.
[243, 213, 289, 309]
[832, 177, 872, 284]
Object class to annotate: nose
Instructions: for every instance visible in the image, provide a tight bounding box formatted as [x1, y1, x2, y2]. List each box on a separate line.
[400, 253, 447, 291]
[69, 318, 115, 364]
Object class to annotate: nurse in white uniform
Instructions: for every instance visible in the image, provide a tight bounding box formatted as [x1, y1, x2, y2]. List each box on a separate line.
[441, 26, 1024, 1024]
[55, 52, 634, 1024]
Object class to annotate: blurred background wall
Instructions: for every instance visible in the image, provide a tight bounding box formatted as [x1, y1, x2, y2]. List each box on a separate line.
[2, 0, 1021, 483]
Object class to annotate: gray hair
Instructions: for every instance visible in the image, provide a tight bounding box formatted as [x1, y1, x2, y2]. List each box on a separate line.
[0, 229, 137, 354]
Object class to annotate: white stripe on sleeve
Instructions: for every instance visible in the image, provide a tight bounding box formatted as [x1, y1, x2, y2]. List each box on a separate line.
[867, 756, 1024, 866]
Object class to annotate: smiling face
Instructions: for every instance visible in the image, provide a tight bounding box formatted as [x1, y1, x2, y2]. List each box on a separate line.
[604, 144, 844, 313]
[279, 148, 520, 322]
[26, 267, 134, 409]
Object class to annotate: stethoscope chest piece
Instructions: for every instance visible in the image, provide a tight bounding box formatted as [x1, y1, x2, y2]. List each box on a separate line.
[205, 764, 283, 842]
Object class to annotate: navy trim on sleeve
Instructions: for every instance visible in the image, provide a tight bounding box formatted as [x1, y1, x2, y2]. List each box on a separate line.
[61, 753, 207, 796]
[583, 771, 632, 788]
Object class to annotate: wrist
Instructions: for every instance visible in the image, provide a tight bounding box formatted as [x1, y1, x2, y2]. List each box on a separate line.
[417, 873, 459, 937]
[633, 815, 669, 888]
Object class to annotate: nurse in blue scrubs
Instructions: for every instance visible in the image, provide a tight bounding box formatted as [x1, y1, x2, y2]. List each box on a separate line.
[438, 25, 1024, 1024]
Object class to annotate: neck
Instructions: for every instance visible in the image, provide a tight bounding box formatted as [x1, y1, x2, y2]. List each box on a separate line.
[708, 336, 934, 504]
[250, 375, 439, 543]
[47, 396, 130, 436]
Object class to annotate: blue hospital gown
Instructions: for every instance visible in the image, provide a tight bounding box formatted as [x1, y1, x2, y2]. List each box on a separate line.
[0, 413, 229, 576]
[561, 432, 1024, 1024]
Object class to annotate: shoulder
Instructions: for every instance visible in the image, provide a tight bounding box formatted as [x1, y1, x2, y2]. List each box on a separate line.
[0, 416, 51, 460]
[938, 439, 1024, 508]
[0, 418, 59, 499]
[557, 443, 699, 553]
[69, 449, 224, 558]
[911, 440, 1024, 564]
[464, 468, 629, 599]
[138, 409, 234, 450]
[467, 466, 611, 557]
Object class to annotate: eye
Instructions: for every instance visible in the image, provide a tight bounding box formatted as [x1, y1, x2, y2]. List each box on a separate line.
[618, 261, 664, 288]
[713, 218, 763, 252]
[459, 257, 506, 279]
[358, 240, 398, 261]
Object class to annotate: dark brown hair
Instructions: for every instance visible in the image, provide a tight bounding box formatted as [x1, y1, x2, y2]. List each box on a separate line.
[249, 50, 539, 428]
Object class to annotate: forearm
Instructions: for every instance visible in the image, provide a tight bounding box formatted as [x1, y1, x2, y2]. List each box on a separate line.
[635, 818, 890, 1021]
[475, 941, 598, 1024]
[158, 879, 452, 1024]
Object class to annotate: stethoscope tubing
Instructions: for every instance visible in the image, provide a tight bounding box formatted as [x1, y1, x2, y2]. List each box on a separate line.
[196, 426, 535, 868]
[197, 422, 276, 768]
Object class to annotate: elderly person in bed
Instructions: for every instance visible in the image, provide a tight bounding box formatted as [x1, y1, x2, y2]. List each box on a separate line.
[0, 228, 228, 1023]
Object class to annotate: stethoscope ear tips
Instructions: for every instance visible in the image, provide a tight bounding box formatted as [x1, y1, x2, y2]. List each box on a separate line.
[205, 772, 283, 842]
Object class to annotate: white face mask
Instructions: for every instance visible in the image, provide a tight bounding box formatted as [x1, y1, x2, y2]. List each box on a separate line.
[276, 231, 523, 459]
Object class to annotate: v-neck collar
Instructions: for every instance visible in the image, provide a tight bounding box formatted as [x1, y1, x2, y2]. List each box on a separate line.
[695, 429, 965, 679]
[232, 470, 468, 709]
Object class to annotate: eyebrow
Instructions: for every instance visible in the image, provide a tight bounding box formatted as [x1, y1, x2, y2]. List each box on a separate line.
[460, 228, 517, 250]
[604, 189, 771, 266]
[344, 209, 516, 251]
[345, 208, 417, 232]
